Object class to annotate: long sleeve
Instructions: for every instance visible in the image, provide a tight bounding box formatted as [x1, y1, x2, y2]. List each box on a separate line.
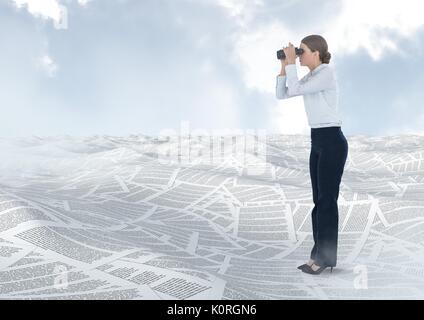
[275, 75, 293, 99]
[284, 64, 335, 96]
[274, 63, 341, 128]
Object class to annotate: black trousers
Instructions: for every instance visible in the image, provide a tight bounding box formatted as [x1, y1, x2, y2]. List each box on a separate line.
[309, 126, 348, 267]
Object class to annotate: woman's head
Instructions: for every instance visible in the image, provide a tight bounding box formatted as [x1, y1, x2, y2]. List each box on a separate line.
[298, 34, 331, 69]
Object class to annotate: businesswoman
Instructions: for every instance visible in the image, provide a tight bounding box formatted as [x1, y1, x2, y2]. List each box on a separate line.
[276, 35, 348, 275]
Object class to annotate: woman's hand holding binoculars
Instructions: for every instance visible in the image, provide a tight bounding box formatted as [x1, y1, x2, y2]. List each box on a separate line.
[277, 42, 303, 63]
[278, 42, 299, 76]
[282, 42, 297, 64]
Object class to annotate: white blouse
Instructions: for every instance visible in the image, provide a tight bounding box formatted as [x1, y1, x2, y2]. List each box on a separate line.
[276, 63, 342, 128]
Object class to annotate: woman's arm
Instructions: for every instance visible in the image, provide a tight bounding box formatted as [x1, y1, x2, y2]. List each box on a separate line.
[285, 64, 335, 96]
[279, 60, 287, 76]
[276, 75, 290, 99]
[276, 58, 296, 100]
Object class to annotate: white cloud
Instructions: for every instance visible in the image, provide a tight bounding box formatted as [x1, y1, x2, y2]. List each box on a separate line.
[217, 0, 263, 17]
[233, 21, 311, 93]
[12, 0, 63, 23]
[271, 96, 310, 135]
[218, 0, 424, 60]
[11, 0, 93, 29]
[38, 54, 58, 77]
[216, 0, 424, 134]
[229, 19, 312, 134]
[77, 0, 92, 6]
[5, 0, 423, 137]
[326, 0, 424, 60]
[384, 96, 424, 136]
[214, 0, 267, 29]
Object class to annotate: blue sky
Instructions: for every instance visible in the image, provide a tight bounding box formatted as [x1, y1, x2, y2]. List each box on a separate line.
[1, 0, 423, 138]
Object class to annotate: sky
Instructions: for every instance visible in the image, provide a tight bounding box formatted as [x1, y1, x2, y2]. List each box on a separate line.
[1, 0, 424, 138]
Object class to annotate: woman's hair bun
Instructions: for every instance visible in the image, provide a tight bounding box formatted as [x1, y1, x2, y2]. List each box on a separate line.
[322, 51, 331, 63]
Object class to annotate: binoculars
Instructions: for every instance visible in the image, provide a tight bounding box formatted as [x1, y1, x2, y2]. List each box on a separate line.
[277, 47, 304, 60]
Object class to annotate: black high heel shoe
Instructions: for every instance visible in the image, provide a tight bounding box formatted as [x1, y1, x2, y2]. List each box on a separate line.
[301, 263, 333, 275]
[297, 263, 313, 271]
[297, 259, 315, 271]
[297, 259, 314, 270]
[297, 263, 309, 270]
